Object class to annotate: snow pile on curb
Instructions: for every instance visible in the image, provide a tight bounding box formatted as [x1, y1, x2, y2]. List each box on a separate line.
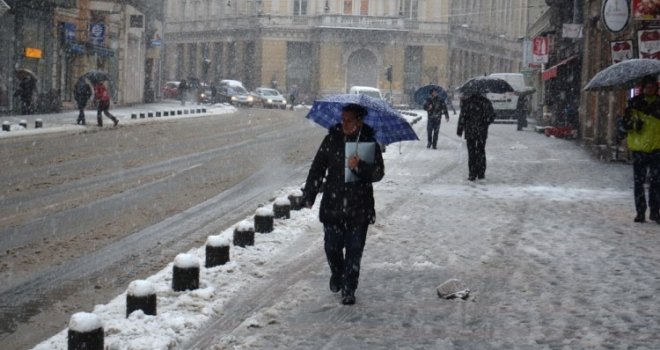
[32, 187, 319, 350]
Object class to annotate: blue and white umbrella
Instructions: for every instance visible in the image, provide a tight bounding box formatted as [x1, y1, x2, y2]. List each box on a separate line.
[306, 94, 419, 145]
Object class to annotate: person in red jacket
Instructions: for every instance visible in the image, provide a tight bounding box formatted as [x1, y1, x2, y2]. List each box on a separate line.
[93, 82, 118, 127]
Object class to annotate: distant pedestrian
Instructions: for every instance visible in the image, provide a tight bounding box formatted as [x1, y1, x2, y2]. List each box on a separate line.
[14, 76, 36, 115]
[289, 85, 299, 110]
[302, 103, 385, 305]
[423, 89, 450, 149]
[93, 82, 118, 127]
[179, 80, 188, 106]
[457, 92, 495, 181]
[622, 75, 660, 224]
[73, 78, 92, 125]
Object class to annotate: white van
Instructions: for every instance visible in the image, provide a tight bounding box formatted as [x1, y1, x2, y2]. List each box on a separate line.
[348, 86, 384, 100]
[486, 73, 536, 120]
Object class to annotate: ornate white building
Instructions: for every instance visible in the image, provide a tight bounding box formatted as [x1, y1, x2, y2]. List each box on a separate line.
[163, 0, 528, 103]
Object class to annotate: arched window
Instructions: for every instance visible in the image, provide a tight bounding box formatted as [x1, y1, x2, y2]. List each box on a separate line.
[360, 0, 369, 15]
[344, 0, 353, 15]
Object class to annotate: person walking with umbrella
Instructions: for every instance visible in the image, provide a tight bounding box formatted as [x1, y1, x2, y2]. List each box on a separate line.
[73, 77, 93, 125]
[302, 103, 385, 305]
[93, 81, 118, 127]
[457, 91, 496, 181]
[14, 69, 37, 115]
[423, 88, 450, 149]
[622, 75, 660, 224]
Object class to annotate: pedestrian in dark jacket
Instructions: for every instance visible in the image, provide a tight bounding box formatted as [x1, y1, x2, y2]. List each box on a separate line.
[302, 103, 385, 305]
[74, 78, 92, 125]
[93, 82, 118, 127]
[623, 75, 660, 224]
[179, 80, 188, 106]
[457, 93, 495, 181]
[423, 89, 450, 149]
[14, 77, 36, 115]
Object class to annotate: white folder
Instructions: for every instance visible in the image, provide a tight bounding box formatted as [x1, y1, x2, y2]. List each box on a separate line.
[345, 142, 375, 183]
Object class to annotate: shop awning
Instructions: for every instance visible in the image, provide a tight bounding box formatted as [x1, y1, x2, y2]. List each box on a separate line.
[542, 55, 578, 81]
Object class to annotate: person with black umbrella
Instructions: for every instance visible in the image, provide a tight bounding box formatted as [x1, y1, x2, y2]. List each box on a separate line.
[73, 77, 92, 125]
[423, 88, 450, 149]
[623, 75, 660, 224]
[302, 103, 385, 305]
[457, 92, 496, 181]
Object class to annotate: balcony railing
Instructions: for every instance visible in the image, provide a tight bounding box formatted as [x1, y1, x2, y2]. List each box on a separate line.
[166, 14, 449, 35]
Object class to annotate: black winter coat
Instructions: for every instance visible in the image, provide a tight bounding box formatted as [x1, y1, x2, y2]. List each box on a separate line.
[423, 95, 449, 120]
[457, 95, 495, 140]
[73, 79, 92, 109]
[303, 123, 385, 225]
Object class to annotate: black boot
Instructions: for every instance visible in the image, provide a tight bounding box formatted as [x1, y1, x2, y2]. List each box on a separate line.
[329, 274, 342, 293]
[634, 212, 645, 223]
[341, 289, 355, 305]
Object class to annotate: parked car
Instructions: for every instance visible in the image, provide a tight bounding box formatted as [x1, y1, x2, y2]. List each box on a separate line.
[213, 84, 254, 107]
[162, 81, 180, 99]
[253, 87, 287, 109]
[486, 73, 536, 121]
[348, 86, 384, 100]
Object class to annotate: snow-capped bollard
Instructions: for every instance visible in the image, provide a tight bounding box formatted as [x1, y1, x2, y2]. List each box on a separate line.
[171, 110, 176, 116]
[288, 190, 304, 211]
[172, 253, 199, 292]
[205, 235, 231, 267]
[233, 220, 255, 247]
[177, 110, 182, 115]
[35, 119, 43, 128]
[273, 197, 291, 219]
[163, 111, 169, 116]
[131, 113, 137, 119]
[126, 280, 157, 317]
[67, 312, 103, 350]
[184, 109, 189, 115]
[196, 108, 202, 114]
[139, 113, 146, 118]
[156, 111, 162, 117]
[254, 207, 274, 233]
[148, 112, 154, 118]
[2, 121, 9, 132]
[202, 108, 207, 113]
[19, 120, 27, 128]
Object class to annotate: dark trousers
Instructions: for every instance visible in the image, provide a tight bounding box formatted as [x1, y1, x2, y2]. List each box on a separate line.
[427, 117, 441, 147]
[466, 137, 487, 179]
[97, 104, 117, 126]
[323, 221, 369, 293]
[632, 151, 660, 216]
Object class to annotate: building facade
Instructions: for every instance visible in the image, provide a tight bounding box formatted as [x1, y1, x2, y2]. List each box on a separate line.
[164, 0, 527, 104]
[0, 0, 162, 115]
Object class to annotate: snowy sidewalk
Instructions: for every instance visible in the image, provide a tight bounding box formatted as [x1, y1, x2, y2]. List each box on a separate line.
[0, 101, 237, 138]
[34, 112, 660, 349]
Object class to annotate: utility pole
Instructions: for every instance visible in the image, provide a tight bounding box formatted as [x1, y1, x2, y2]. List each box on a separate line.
[386, 65, 393, 103]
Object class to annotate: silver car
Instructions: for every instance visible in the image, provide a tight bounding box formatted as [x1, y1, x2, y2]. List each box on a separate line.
[253, 88, 287, 109]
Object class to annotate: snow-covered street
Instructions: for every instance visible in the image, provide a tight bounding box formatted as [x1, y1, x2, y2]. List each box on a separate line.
[34, 111, 660, 349]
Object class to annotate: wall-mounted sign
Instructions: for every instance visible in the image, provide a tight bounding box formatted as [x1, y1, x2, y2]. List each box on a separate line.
[633, 0, 660, 20]
[638, 29, 660, 59]
[130, 15, 144, 28]
[90, 22, 105, 46]
[562, 24, 584, 38]
[25, 48, 43, 59]
[603, 0, 631, 32]
[532, 36, 549, 64]
[62, 22, 76, 43]
[610, 40, 634, 64]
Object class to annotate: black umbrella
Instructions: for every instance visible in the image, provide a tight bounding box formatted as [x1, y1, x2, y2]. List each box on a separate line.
[457, 76, 514, 95]
[584, 59, 660, 91]
[413, 84, 448, 106]
[16, 68, 36, 81]
[81, 70, 111, 84]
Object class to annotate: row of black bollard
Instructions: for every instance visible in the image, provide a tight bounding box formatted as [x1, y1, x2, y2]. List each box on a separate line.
[130, 108, 208, 120]
[2, 119, 42, 132]
[68, 189, 304, 349]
